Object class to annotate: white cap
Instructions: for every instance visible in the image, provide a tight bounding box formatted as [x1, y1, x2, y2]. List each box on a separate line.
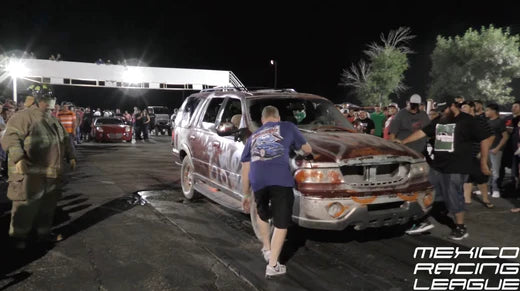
[409, 94, 421, 104]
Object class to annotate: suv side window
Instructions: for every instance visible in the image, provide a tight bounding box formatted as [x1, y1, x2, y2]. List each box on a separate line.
[202, 98, 225, 124]
[220, 98, 242, 128]
[177, 97, 202, 128]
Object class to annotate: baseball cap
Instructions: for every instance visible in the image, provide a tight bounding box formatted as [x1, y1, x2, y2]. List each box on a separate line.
[436, 102, 449, 112]
[409, 94, 421, 104]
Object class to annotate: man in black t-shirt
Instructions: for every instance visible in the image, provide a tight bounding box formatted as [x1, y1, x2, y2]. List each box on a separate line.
[397, 102, 492, 240]
[460, 101, 494, 208]
[500, 101, 520, 197]
[509, 102, 520, 213]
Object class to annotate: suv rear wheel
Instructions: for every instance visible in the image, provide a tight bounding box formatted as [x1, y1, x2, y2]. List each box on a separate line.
[181, 156, 200, 200]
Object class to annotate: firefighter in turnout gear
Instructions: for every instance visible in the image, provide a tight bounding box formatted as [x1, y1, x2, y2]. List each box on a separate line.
[1, 87, 76, 249]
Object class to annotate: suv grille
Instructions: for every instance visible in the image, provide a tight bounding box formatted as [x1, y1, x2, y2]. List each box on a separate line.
[340, 163, 408, 188]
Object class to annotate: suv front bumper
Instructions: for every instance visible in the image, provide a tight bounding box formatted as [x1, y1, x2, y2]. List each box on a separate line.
[292, 189, 433, 230]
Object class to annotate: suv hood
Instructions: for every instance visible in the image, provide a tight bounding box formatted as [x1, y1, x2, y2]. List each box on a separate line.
[301, 131, 422, 163]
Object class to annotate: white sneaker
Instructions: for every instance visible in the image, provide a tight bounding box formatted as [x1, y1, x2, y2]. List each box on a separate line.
[405, 221, 435, 235]
[261, 248, 271, 263]
[474, 190, 481, 195]
[265, 262, 286, 278]
[492, 191, 500, 198]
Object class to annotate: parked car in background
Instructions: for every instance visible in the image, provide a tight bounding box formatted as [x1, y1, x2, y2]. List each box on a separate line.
[91, 117, 132, 142]
[172, 88, 434, 239]
[147, 106, 171, 136]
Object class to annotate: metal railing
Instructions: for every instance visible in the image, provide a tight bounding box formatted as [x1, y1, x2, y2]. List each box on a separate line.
[229, 71, 247, 91]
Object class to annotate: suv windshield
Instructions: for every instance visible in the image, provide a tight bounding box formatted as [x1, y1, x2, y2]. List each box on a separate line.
[95, 118, 123, 125]
[247, 97, 354, 131]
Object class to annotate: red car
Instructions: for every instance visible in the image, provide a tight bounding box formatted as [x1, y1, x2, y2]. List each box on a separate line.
[91, 117, 132, 142]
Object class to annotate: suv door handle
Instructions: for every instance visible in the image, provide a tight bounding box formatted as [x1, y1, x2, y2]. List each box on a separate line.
[212, 141, 220, 147]
[189, 135, 196, 140]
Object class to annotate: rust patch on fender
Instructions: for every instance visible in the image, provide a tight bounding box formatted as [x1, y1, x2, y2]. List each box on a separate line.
[351, 196, 377, 204]
[397, 192, 418, 202]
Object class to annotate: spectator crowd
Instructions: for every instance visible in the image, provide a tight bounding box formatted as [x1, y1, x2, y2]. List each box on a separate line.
[0, 94, 174, 166]
[336, 94, 520, 240]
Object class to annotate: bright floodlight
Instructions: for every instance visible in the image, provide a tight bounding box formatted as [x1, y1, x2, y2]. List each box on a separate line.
[122, 67, 143, 83]
[6, 59, 28, 78]
[270, 59, 275, 65]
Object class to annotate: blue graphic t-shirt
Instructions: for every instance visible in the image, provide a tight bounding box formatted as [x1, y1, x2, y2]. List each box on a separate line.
[240, 121, 307, 192]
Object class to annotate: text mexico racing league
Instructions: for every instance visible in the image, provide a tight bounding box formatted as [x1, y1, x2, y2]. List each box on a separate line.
[413, 247, 520, 290]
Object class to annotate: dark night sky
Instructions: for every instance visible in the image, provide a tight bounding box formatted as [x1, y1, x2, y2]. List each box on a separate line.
[1, 1, 520, 110]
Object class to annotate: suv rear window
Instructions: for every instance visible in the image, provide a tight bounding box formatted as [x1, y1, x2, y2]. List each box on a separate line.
[177, 97, 202, 127]
[203, 98, 225, 123]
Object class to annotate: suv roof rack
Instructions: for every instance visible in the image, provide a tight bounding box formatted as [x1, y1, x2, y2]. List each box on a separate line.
[200, 86, 248, 93]
[251, 88, 297, 93]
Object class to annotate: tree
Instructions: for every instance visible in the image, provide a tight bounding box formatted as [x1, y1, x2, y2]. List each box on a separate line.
[340, 27, 415, 106]
[429, 25, 520, 104]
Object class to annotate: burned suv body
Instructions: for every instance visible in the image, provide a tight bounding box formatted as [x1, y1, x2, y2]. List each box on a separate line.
[172, 88, 433, 235]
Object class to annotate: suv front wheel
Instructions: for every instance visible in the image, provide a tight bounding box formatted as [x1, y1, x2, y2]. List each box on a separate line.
[181, 156, 200, 200]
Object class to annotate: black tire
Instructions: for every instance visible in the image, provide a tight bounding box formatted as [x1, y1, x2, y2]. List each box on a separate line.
[181, 156, 200, 200]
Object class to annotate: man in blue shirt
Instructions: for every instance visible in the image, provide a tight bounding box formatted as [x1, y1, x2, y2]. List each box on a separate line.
[241, 105, 312, 277]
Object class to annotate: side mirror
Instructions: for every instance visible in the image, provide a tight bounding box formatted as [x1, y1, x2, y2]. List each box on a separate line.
[216, 122, 238, 136]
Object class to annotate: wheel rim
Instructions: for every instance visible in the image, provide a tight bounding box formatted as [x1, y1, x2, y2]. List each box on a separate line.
[182, 161, 193, 193]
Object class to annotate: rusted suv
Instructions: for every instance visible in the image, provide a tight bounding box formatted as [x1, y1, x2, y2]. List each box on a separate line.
[172, 88, 434, 237]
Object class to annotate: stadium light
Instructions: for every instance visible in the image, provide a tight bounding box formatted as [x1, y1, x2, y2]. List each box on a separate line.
[6, 58, 28, 103]
[122, 67, 143, 84]
[6, 59, 28, 78]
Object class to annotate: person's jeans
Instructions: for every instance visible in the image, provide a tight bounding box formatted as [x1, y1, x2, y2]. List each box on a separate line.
[69, 133, 75, 148]
[489, 151, 503, 192]
[134, 126, 142, 140]
[143, 124, 149, 140]
[75, 127, 81, 143]
[428, 168, 467, 214]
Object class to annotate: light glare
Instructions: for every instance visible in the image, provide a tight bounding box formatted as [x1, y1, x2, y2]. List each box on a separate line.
[6, 59, 28, 78]
[122, 67, 143, 83]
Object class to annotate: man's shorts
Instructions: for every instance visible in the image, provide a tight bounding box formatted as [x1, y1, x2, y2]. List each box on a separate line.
[254, 186, 294, 229]
[429, 168, 467, 214]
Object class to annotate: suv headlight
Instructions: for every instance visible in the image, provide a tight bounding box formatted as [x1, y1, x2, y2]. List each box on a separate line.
[295, 168, 344, 184]
[409, 162, 429, 178]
